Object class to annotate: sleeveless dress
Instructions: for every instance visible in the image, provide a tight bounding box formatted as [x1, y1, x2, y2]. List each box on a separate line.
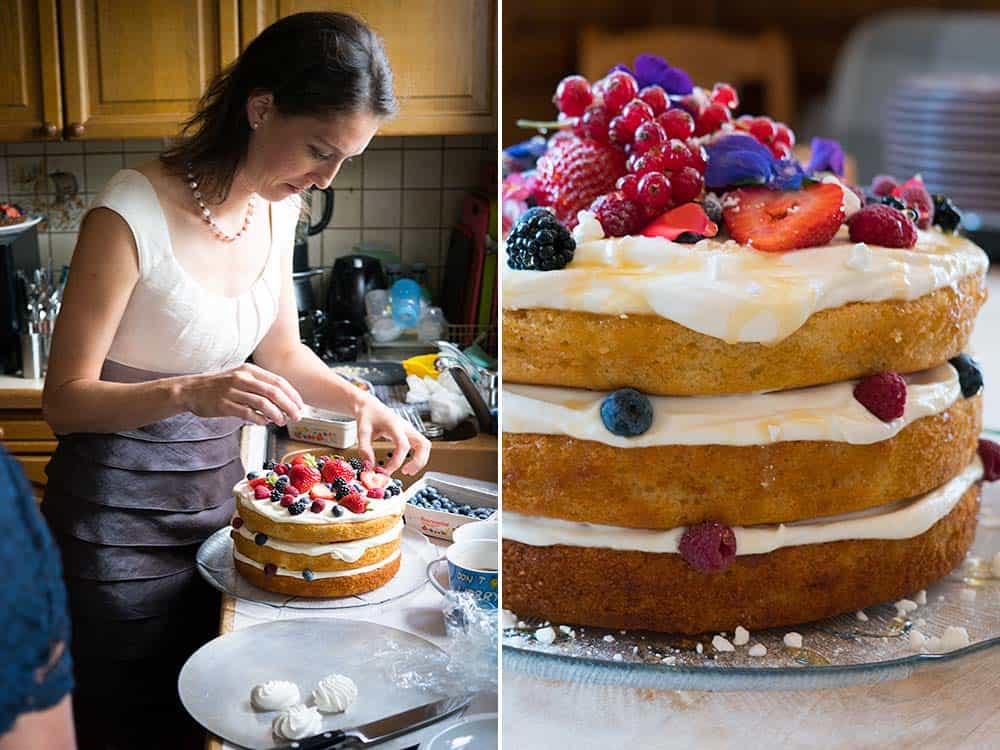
[40, 169, 298, 747]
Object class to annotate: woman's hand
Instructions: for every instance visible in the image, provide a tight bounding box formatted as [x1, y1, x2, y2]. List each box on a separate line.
[354, 394, 431, 475]
[178, 363, 304, 426]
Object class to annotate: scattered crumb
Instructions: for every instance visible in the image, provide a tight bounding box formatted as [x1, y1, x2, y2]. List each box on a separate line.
[748, 643, 767, 658]
[894, 599, 918, 617]
[612, 653, 624, 662]
[911, 626, 970, 654]
[712, 635, 735, 653]
[909, 629, 927, 650]
[696, 643, 704, 654]
[855, 610, 869, 622]
[960, 588, 977, 603]
[602, 634, 616, 643]
[662, 656, 677, 666]
[914, 590, 927, 605]
[558, 625, 576, 639]
[783, 632, 803, 649]
[733, 626, 750, 646]
[535, 626, 556, 645]
[501, 610, 518, 629]
[938, 595, 946, 602]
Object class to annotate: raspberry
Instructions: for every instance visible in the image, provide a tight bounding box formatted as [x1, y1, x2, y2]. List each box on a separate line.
[853, 372, 907, 421]
[280, 495, 296, 507]
[273, 463, 288, 475]
[589, 191, 645, 237]
[310, 499, 326, 513]
[636, 172, 672, 211]
[553, 75, 593, 117]
[596, 70, 638, 115]
[847, 205, 917, 249]
[679, 522, 737, 572]
[534, 136, 627, 227]
[631, 121, 666, 155]
[871, 175, 897, 197]
[574, 105, 612, 144]
[253, 484, 271, 500]
[711, 83, 739, 109]
[616, 174, 640, 202]
[231, 516, 243, 529]
[608, 115, 637, 146]
[505, 207, 576, 271]
[896, 178, 933, 229]
[670, 167, 704, 204]
[600, 388, 653, 436]
[637, 85, 669, 115]
[695, 102, 731, 136]
[979, 439, 1000, 482]
[656, 109, 695, 140]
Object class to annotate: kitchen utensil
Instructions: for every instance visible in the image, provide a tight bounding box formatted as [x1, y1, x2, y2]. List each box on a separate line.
[426, 540, 498, 609]
[448, 367, 494, 435]
[325, 255, 387, 341]
[262, 693, 472, 750]
[293, 186, 334, 272]
[451, 520, 498, 544]
[293, 267, 326, 313]
[20, 332, 45, 379]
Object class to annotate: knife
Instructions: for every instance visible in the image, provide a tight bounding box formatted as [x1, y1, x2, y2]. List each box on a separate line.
[265, 693, 472, 749]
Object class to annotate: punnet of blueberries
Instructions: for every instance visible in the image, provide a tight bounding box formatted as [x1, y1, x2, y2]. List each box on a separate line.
[601, 387, 654, 437]
[408, 485, 495, 519]
[506, 207, 576, 271]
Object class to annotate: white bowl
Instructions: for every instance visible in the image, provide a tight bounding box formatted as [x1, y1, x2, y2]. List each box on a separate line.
[452, 520, 498, 544]
[425, 713, 498, 750]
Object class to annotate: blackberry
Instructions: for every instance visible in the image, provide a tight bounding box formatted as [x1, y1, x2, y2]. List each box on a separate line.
[270, 488, 283, 502]
[876, 195, 906, 212]
[333, 477, 351, 498]
[348, 457, 364, 473]
[949, 353, 983, 398]
[675, 232, 704, 244]
[932, 194, 962, 233]
[275, 475, 289, 489]
[505, 207, 575, 271]
[701, 194, 723, 225]
[288, 498, 309, 516]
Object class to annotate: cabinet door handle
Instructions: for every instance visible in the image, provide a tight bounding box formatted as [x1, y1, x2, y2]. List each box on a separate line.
[66, 123, 85, 138]
[42, 122, 59, 137]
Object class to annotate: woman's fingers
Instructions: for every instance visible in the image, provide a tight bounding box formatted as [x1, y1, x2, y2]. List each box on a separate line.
[380, 422, 411, 475]
[231, 392, 288, 426]
[356, 418, 375, 466]
[222, 399, 268, 426]
[402, 430, 431, 475]
[236, 368, 303, 422]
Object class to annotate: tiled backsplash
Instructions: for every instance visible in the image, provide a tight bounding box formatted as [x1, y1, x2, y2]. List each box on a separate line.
[0, 134, 496, 295]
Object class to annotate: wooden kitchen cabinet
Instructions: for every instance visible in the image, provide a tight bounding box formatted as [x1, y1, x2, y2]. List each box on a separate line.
[0, 0, 63, 141]
[0, 392, 54, 502]
[242, 0, 497, 134]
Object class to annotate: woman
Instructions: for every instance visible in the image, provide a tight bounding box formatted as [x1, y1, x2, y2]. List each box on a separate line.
[40, 12, 429, 749]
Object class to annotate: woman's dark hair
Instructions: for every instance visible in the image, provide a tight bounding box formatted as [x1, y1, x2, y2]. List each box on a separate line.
[161, 12, 395, 203]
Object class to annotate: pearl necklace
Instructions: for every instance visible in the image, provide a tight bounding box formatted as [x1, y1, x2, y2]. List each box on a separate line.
[186, 164, 257, 243]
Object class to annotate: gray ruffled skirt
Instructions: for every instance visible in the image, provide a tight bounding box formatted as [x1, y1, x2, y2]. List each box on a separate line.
[41, 361, 246, 747]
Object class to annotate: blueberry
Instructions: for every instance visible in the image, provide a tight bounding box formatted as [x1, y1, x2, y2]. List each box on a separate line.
[246, 471, 261, 480]
[674, 231, 704, 244]
[254, 532, 268, 545]
[302, 569, 315, 582]
[933, 194, 962, 233]
[333, 506, 345, 517]
[950, 353, 983, 398]
[600, 388, 654, 437]
[460, 505, 471, 513]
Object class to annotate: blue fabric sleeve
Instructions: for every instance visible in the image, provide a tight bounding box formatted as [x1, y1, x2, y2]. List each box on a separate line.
[0, 446, 74, 737]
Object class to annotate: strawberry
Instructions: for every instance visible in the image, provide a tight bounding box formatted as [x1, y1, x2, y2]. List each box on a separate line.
[367, 487, 385, 499]
[248, 476, 271, 489]
[253, 484, 271, 499]
[339, 492, 367, 514]
[291, 454, 310, 465]
[893, 175, 933, 230]
[289, 464, 321, 493]
[310, 483, 333, 500]
[722, 183, 845, 252]
[273, 463, 288, 475]
[360, 470, 391, 491]
[534, 136, 627, 228]
[321, 458, 355, 484]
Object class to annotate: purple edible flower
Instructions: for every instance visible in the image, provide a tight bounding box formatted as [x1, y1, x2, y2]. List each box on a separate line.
[804, 137, 845, 177]
[611, 54, 693, 95]
[704, 134, 775, 189]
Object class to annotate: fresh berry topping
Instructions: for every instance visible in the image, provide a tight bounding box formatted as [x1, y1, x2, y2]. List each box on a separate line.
[360, 469, 391, 490]
[701, 194, 723, 225]
[874, 195, 906, 212]
[269, 487, 283, 503]
[636, 172, 672, 212]
[273, 462, 288, 475]
[685, 141, 708, 173]
[302, 569, 315, 581]
[656, 109, 695, 140]
[695, 102, 731, 136]
[932, 194, 962, 233]
[608, 115, 637, 146]
[291, 454, 309, 465]
[310, 483, 334, 500]
[674, 232, 704, 243]
[770, 141, 792, 159]
[248, 475, 270, 488]
[275, 474, 289, 488]
[589, 191, 645, 237]
[631, 120, 666, 155]
[670, 167, 705, 204]
[534, 136, 627, 227]
[746, 117, 776, 143]
[979, 440, 1000, 482]
[246, 471, 261, 481]
[679, 522, 737, 572]
[253, 484, 271, 499]
[641, 202, 718, 241]
[553, 75, 593, 117]
[374, 465, 389, 475]
[949, 354, 984, 398]
[232, 516, 244, 529]
[310, 500, 326, 513]
[254, 532, 268, 546]
[616, 173, 640, 202]
[285, 485, 301, 496]
[574, 105, 613, 144]
[262, 460, 275, 470]
[332, 505, 345, 517]
[505, 207, 576, 271]
[723, 183, 845, 252]
[871, 175, 898, 197]
[894, 176, 933, 229]
[597, 70, 639, 115]
[659, 139, 690, 171]
[321, 458, 355, 484]
[367, 487, 385, 499]
[263, 563, 277, 576]
[620, 99, 654, 131]
[280, 495, 296, 507]
[773, 122, 795, 146]
[340, 492, 367, 514]
[847, 204, 917, 248]
[637, 85, 669, 115]
[332, 477, 352, 498]
[600, 388, 654, 437]
[289, 464, 321, 493]
[347, 456, 363, 473]
[853, 372, 907, 421]
[710, 83, 739, 109]
[288, 498, 309, 516]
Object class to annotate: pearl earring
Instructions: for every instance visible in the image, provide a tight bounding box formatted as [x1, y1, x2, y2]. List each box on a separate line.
[251, 122, 259, 130]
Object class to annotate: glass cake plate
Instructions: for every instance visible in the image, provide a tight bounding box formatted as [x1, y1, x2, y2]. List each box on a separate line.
[197, 525, 437, 610]
[502, 429, 1000, 691]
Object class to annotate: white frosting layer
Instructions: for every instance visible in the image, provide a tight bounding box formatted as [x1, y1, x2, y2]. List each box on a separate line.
[503, 363, 960, 447]
[235, 481, 404, 525]
[234, 548, 401, 579]
[250, 680, 301, 711]
[235, 520, 403, 562]
[272, 704, 322, 740]
[312, 673, 358, 713]
[503, 459, 982, 554]
[503, 223, 988, 344]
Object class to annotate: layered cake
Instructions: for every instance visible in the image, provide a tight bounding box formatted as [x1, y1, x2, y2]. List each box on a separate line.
[501, 60, 1000, 634]
[232, 453, 405, 597]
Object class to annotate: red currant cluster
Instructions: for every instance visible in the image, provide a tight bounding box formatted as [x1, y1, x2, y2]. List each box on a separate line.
[552, 72, 740, 235]
[733, 115, 796, 159]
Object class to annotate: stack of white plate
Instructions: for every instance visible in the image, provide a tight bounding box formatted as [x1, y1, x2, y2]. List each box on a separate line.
[884, 74, 1000, 231]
